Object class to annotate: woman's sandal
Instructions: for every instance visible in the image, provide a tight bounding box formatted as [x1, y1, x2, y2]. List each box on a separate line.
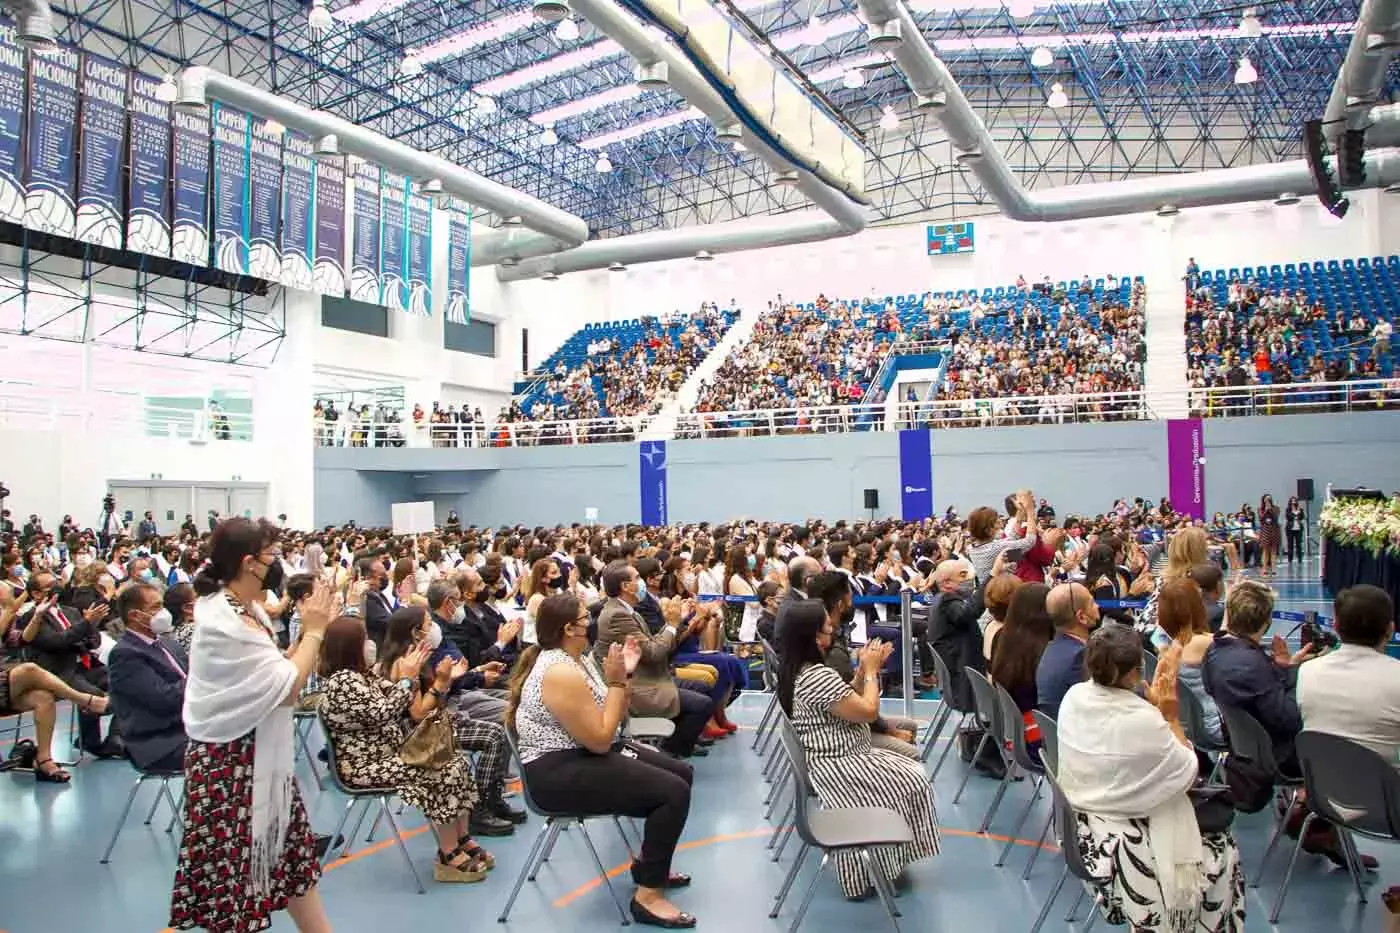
[81, 694, 107, 714]
[433, 845, 487, 884]
[34, 758, 71, 784]
[629, 898, 697, 929]
[458, 836, 495, 870]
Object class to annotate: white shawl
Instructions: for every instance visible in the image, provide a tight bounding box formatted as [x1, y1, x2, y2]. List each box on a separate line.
[1056, 681, 1204, 933]
[184, 592, 298, 897]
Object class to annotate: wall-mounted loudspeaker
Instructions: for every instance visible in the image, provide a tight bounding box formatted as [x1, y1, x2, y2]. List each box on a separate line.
[863, 489, 879, 510]
[1296, 478, 1315, 502]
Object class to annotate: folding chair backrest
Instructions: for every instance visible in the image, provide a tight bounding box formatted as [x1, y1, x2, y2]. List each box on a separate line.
[316, 709, 355, 796]
[1218, 704, 1285, 782]
[1039, 764, 1096, 883]
[965, 667, 1002, 735]
[759, 636, 779, 692]
[1176, 679, 1213, 750]
[994, 682, 1041, 773]
[777, 719, 820, 848]
[1032, 710, 1059, 775]
[1296, 730, 1400, 839]
[1141, 648, 1158, 681]
[503, 730, 552, 818]
[928, 647, 953, 706]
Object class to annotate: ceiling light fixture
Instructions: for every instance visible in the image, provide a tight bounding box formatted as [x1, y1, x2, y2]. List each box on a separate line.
[1030, 45, 1053, 67]
[608, 261, 626, 272]
[694, 249, 714, 262]
[1239, 7, 1262, 39]
[878, 105, 900, 131]
[262, 118, 285, 136]
[476, 94, 497, 114]
[1274, 192, 1300, 206]
[532, 0, 570, 22]
[542, 270, 560, 280]
[595, 152, 613, 173]
[307, 0, 333, 36]
[540, 124, 559, 145]
[842, 67, 866, 89]
[155, 73, 177, 103]
[773, 169, 800, 186]
[1046, 81, 1068, 108]
[401, 53, 424, 77]
[1234, 56, 1258, 84]
[555, 17, 580, 41]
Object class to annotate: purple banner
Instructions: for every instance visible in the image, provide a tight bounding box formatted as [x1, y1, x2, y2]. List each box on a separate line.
[1166, 418, 1205, 520]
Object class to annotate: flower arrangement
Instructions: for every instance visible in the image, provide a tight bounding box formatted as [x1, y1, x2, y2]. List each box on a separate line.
[1320, 495, 1400, 559]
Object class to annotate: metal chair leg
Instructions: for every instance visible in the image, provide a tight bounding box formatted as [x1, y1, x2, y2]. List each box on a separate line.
[324, 798, 358, 864]
[1028, 866, 1069, 933]
[342, 798, 373, 858]
[142, 779, 166, 825]
[764, 761, 789, 807]
[860, 848, 903, 932]
[1268, 812, 1315, 923]
[161, 780, 184, 834]
[380, 797, 426, 894]
[1023, 809, 1053, 879]
[1338, 829, 1368, 903]
[951, 732, 991, 804]
[752, 695, 777, 750]
[497, 819, 555, 923]
[771, 842, 811, 917]
[919, 703, 951, 763]
[612, 815, 637, 861]
[99, 776, 146, 864]
[531, 822, 564, 879]
[996, 776, 1042, 866]
[296, 718, 325, 791]
[773, 808, 799, 862]
[1064, 885, 1086, 922]
[787, 851, 829, 933]
[577, 820, 632, 926]
[366, 807, 384, 843]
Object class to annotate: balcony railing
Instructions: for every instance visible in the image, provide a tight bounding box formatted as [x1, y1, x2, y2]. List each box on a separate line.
[1189, 378, 1400, 418]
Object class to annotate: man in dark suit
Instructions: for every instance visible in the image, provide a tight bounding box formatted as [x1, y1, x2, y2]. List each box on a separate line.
[107, 581, 189, 773]
[773, 555, 821, 642]
[357, 556, 392, 645]
[18, 570, 121, 756]
[449, 568, 521, 669]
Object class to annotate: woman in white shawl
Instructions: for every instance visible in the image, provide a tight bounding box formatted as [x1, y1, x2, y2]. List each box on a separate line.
[171, 518, 336, 933]
[1056, 624, 1244, 933]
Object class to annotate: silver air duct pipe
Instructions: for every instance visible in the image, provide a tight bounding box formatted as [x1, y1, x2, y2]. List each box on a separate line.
[1, 0, 56, 50]
[499, 211, 849, 281]
[175, 67, 590, 258]
[1323, 0, 1400, 142]
[857, 0, 1400, 220]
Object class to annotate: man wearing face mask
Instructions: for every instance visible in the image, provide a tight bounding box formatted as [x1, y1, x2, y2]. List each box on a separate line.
[357, 555, 393, 646]
[107, 581, 190, 773]
[425, 580, 510, 724]
[447, 568, 522, 670]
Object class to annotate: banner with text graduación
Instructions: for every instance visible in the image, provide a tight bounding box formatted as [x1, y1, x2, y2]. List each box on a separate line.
[312, 153, 346, 296]
[349, 160, 381, 303]
[126, 71, 171, 257]
[170, 106, 209, 265]
[0, 22, 24, 223]
[74, 54, 126, 248]
[445, 208, 471, 324]
[279, 131, 314, 290]
[246, 116, 282, 280]
[898, 428, 934, 521]
[24, 45, 78, 237]
[639, 440, 668, 526]
[1166, 417, 1206, 521]
[379, 170, 408, 312]
[210, 103, 250, 276]
[405, 189, 432, 315]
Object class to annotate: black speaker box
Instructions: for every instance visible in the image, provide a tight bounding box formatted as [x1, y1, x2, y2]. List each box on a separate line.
[863, 489, 879, 510]
[1297, 478, 1315, 502]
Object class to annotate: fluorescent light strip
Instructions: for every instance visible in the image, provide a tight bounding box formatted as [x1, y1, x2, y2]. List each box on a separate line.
[775, 13, 863, 51]
[930, 21, 1349, 53]
[476, 40, 624, 96]
[530, 84, 643, 125]
[411, 11, 537, 64]
[579, 106, 705, 149]
[331, 0, 415, 26]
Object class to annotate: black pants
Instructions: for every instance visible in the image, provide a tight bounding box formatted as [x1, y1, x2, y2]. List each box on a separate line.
[1286, 529, 1303, 561]
[667, 681, 713, 756]
[525, 743, 693, 889]
[59, 664, 113, 751]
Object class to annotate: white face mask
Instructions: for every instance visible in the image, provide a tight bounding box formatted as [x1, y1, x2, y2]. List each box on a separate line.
[363, 639, 378, 667]
[150, 607, 174, 635]
[425, 621, 444, 651]
[451, 605, 466, 625]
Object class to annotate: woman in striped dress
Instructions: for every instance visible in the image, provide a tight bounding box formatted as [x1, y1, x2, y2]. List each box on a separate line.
[776, 599, 940, 898]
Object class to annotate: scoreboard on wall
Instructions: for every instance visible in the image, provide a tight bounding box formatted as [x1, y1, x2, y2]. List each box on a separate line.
[0, 19, 472, 320]
[927, 222, 974, 255]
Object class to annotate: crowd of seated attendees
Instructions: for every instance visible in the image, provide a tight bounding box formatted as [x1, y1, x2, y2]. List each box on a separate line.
[1184, 256, 1400, 416]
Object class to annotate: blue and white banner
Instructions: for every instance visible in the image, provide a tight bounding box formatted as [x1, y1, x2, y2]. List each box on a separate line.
[210, 104, 250, 275]
[0, 22, 24, 224]
[445, 208, 471, 324]
[312, 154, 345, 296]
[74, 54, 126, 248]
[24, 46, 78, 237]
[279, 131, 314, 290]
[127, 71, 170, 257]
[170, 106, 209, 265]
[405, 189, 431, 315]
[639, 440, 668, 526]
[379, 170, 407, 312]
[247, 117, 282, 280]
[349, 160, 380, 303]
[898, 428, 933, 521]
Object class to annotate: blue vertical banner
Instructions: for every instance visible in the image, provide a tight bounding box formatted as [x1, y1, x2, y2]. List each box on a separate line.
[170, 105, 209, 265]
[312, 153, 346, 295]
[0, 22, 24, 224]
[210, 104, 250, 275]
[349, 160, 380, 303]
[127, 71, 170, 257]
[897, 428, 933, 521]
[279, 131, 313, 289]
[639, 440, 668, 527]
[379, 170, 407, 311]
[405, 188, 432, 315]
[445, 207, 471, 324]
[246, 116, 282, 280]
[74, 54, 126, 248]
[24, 45, 78, 237]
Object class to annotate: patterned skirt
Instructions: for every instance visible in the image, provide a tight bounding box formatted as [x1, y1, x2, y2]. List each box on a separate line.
[170, 734, 322, 933]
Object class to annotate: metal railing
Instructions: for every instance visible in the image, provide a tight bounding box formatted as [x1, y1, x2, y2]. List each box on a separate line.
[0, 394, 256, 441]
[1188, 378, 1400, 418]
[314, 414, 647, 449]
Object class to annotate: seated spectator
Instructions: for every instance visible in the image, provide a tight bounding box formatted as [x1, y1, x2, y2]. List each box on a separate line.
[979, 572, 1023, 662]
[1156, 578, 1223, 747]
[107, 581, 189, 773]
[508, 593, 697, 928]
[1186, 562, 1225, 633]
[1057, 625, 1244, 932]
[0, 661, 109, 782]
[164, 581, 198, 653]
[450, 568, 523, 670]
[1036, 582, 1100, 721]
[423, 581, 508, 723]
[319, 615, 494, 884]
[753, 579, 781, 644]
[988, 582, 1053, 763]
[928, 559, 986, 717]
[775, 598, 941, 899]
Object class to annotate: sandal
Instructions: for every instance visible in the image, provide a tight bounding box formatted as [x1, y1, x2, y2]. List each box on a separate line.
[81, 694, 109, 715]
[434, 845, 487, 884]
[35, 758, 71, 784]
[457, 836, 495, 870]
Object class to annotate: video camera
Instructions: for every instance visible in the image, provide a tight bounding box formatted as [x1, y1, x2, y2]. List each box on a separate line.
[1300, 611, 1340, 652]
[103, 492, 116, 513]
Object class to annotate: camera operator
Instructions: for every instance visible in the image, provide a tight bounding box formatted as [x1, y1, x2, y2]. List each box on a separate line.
[98, 493, 125, 551]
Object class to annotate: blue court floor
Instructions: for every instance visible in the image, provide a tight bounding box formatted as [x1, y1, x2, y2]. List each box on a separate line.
[0, 559, 1390, 933]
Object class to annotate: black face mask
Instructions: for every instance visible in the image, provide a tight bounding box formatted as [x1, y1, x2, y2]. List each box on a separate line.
[550, 576, 566, 589]
[840, 602, 856, 626]
[260, 558, 285, 593]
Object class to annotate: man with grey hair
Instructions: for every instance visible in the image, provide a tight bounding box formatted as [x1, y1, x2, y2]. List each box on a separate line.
[774, 555, 823, 642]
[1037, 582, 1099, 720]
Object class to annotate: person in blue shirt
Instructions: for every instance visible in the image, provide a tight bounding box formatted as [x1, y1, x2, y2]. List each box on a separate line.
[1036, 582, 1100, 721]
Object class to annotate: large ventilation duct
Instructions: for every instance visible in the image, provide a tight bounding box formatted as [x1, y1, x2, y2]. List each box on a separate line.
[1323, 0, 1400, 142]
[175, 67, 589, 258]
[856, 0, 1400, 220]
[1, 0, 57, 50]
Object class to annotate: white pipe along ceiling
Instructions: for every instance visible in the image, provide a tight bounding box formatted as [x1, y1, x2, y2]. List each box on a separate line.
[1323, 0, 1400, 142]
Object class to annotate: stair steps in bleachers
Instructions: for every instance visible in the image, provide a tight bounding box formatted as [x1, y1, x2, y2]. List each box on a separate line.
[1144, 288, 1190, 419]
[642, 305, 762, 441]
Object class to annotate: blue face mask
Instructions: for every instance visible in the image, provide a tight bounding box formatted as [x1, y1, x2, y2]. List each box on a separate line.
[140, 568, 155, 582]
[747, 554, 757, 570]
[635, 579, 647, 600]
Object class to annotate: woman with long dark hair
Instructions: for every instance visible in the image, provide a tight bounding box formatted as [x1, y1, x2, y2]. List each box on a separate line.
[775, 599, 940, 899]
[1257, 494, 1280, 577]
[507, 593, 697, 928]
[988, 583, 1053, 763]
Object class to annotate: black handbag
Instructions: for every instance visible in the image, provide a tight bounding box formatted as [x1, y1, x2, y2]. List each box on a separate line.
[1188, 783, 1236, 834]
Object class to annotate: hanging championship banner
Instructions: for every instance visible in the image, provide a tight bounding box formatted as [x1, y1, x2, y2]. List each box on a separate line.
[445, 208, 471, 324]
[0, 22, 24, 223]
[379, 170, 407, 312]
[405, 188, 431, 315]
[170, 105, 210, 265]
[349, 160, 381, 303]
[247, 115, 282, 280]
[74, 54, 126, 248]
[24, 45, 78, 237]
[279, 131, 314, 290]
[127, 71, 171, 257]
[211, 104, 250, 275]
[312, 153, 345, 296]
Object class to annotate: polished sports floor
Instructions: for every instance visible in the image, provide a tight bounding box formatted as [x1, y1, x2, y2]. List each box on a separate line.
[0, 560, 1388, 933]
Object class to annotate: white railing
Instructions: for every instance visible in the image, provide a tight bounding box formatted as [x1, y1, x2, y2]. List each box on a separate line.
[1188, 378, 1400, 418]
[314, 414, 647, 449]
[860, 340, 951, 405]
[0, 395, 255, 441]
